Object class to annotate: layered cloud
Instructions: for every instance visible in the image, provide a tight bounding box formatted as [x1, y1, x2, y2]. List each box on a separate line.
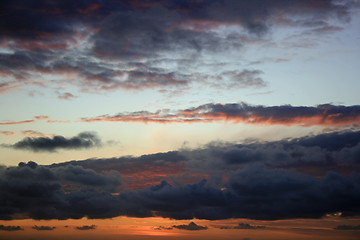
[0, 0, 357, 94]
[1, 129, 360, 221]
[82, 103, 360, 126]
[2, 132, 101, 152]
[0, 162, 359, 221]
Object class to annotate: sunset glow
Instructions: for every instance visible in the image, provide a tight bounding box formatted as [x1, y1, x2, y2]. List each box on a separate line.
[1, 0, 360, 239]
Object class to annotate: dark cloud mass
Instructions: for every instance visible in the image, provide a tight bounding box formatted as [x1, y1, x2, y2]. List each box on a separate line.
[0, 0, 357, 93]
[1, 129, 360, 221]
[2, 132, 101, 152]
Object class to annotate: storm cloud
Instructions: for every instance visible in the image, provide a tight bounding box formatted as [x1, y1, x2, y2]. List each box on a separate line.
[3, 132, 102, 152]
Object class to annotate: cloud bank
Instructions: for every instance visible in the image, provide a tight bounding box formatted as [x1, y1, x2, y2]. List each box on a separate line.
[82, 103, 360, 126]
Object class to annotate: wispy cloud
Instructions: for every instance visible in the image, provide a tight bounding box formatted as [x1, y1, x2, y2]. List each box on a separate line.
[0, 120, 34, 125]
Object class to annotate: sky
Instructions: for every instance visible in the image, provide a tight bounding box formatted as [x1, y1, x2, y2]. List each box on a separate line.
[0, 0, 360, 239]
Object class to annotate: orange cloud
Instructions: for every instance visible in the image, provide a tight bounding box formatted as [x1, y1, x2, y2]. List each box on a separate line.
[0, 120, 34, 125]
[81, 103, 360, 127]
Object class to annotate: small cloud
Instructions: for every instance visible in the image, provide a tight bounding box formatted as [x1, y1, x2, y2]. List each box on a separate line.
[0, 120, 34, 125]
[153, 226, 173, 230]
[0, 131, 15, 136]
[21, 130, 50, 138]
[220, 223, 266, 229]
[34, 115, 49, 120]
[32, 225, 56, 231]
[57, 92, 77, 100]
[334, 225, 360, 230]
[172, 222, 208, 231]
[0, 225, 23, 231]
[75, 225, 96, 230]
[3, 131, 102, 152]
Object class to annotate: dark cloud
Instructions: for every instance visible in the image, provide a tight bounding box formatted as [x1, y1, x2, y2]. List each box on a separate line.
[3, 132, 101, 152]
[0, 161, 121, 220]
[82, 103, 360, 126]
[0, 0, 357, 94]
[75, 225, 96, 230]
[32, 225, 56, 231]
[0, 161, 359, 221]
[172, 222, 208, 231]
[1, 129, 360, 221]
[153, 226, 173, 230]
[334, 225, 360, 230]
[0, 225, 23, 231]
[49, 129, 360, 189]
[220, 223, 266, 229]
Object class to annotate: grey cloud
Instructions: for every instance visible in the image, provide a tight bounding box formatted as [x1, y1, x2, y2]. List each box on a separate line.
[219, 223, 266, 229]
[0, 162, 359, 220]
[32, 225, 56, 231]
[75, 225, 96, 230]
[3, 132, 101, 152]
[172, 222, 208, 231]
[0, 225, 23, 231]
[334, 225, 360, 230]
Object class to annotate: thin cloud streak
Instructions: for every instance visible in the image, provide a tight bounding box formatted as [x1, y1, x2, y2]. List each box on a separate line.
[82, 103, 360, 126]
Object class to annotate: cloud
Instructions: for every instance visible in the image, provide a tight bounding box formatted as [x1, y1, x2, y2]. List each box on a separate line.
[75, 225, 96, 230]
[32, 225, 56, 231]
[172, 222, 208, 231]
[47, 129, 360, 190]
[3, 132, 102, 152]
[0, 159, 360, 221]
[0, 131, 15, 136]
[82, 103, 360, 126]
[0, 225, 23, 231]
[153, 226, 173, 230]
[222, 70, 266, 88]
[220, 223, 266, 229]
[0, 161, 121, 220]
[34, 115, 49, 120]
[334, 225, 360, 230]
[21, 130, 51, 138]
[57, 92, 77, 100]
[0, 120, 34, 125]
[0, 0, 357, 95]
